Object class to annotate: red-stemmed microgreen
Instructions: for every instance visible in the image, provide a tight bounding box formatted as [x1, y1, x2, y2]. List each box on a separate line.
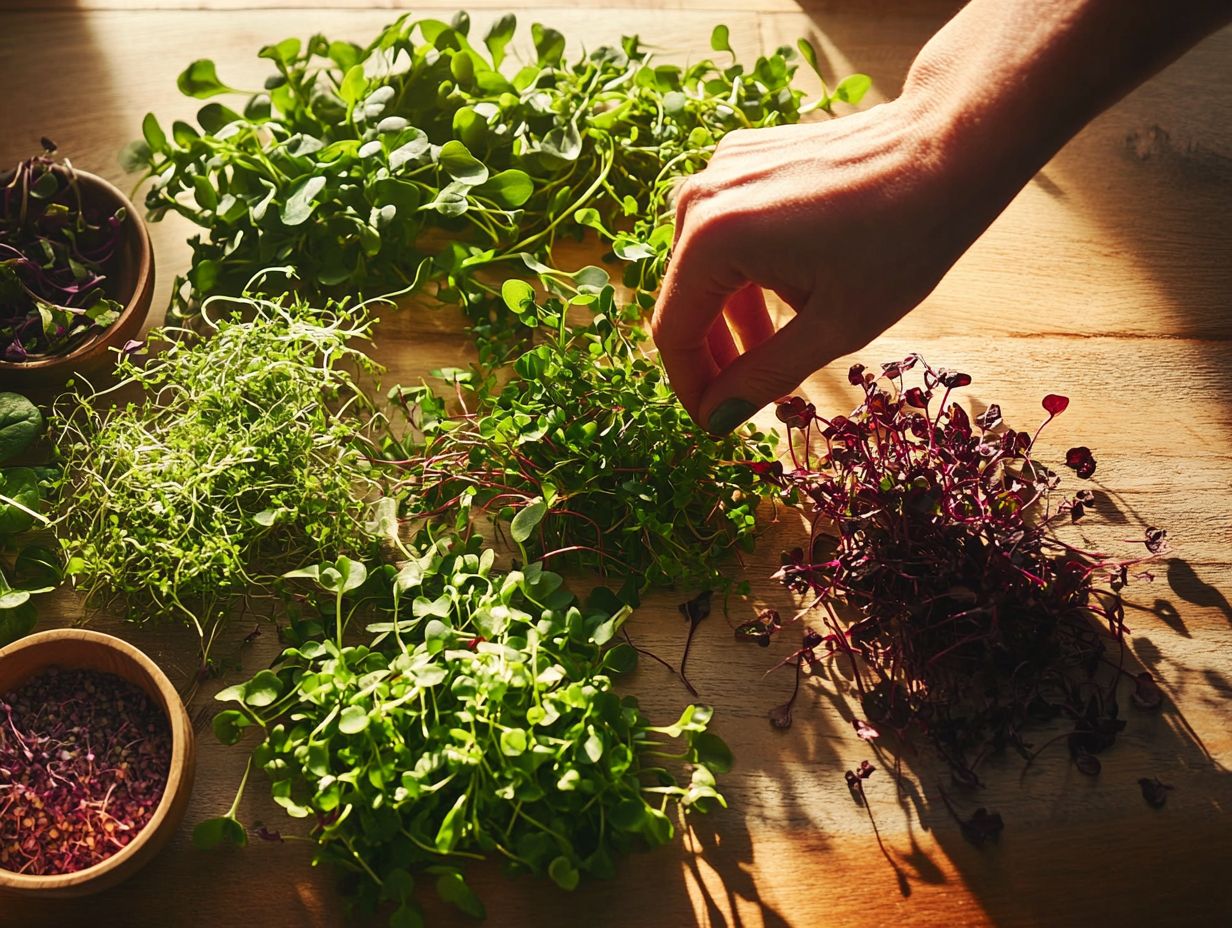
[746, 356, 1169, 812]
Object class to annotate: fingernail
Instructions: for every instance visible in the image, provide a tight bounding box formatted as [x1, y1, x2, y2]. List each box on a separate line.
[706, 397, 759, 435]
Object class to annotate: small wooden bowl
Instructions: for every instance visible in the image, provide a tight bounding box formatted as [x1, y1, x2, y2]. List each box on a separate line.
[0, 170, 154, 389]
[0, 629, 194, 898]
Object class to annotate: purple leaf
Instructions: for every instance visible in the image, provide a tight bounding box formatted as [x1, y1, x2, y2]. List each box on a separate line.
[1042, 394, 1070, 416]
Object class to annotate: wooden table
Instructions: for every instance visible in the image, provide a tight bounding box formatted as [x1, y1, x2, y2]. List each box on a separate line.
[3, 2, 1231, 926]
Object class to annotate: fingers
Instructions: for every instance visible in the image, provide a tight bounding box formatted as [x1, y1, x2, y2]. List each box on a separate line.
[723, 284, 774, 352]
[651, 203, 744, 421]
[698, 305, 842, 434]
[707, 318, 740, 369]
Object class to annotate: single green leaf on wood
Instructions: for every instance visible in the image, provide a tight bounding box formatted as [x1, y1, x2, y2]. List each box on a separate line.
[710, 24, 732, 55]
[192, 816, 248, 849]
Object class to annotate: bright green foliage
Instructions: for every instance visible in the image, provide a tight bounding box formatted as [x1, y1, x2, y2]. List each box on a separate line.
[123, 13, 866, 320]
[0, 392, 57, 646]
[51, 293, 383, 641]
[387, 282, 777, 594]
[213, 535, 728, 924]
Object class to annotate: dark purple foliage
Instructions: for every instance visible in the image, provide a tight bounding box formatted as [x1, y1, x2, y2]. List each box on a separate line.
[1064, 446, 1097, 479]
[749, 356, 1169, 822]
[1, 144, 126, 361]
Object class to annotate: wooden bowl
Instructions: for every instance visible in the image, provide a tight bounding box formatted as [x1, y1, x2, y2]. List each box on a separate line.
[0, 170, 154, 389]
[0, 629, 194, 897]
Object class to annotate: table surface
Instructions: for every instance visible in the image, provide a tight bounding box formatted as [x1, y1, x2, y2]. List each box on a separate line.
[2, 2, 1231, 926]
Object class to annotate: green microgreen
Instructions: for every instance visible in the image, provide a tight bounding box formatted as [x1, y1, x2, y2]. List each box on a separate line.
[0, 391, 57, 646]
[386, 281, 778, 594]
[123, 14, 866, 322]
[211, 533, 729, 925]
[50, 283, 385, 653]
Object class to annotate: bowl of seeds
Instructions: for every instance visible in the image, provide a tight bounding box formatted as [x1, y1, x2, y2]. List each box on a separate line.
[0, 628, 194, 897]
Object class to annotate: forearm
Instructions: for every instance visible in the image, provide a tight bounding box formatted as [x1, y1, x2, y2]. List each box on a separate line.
[901, 0, 1231, 208]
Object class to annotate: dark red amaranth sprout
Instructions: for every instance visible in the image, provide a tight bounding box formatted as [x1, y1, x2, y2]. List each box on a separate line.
[748, 356, 1168, 814]
[1, 141, 127, 361]
[0, 668, 171, 875]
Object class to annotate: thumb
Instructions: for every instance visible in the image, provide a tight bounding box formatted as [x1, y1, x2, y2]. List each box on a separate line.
[698, 310, 837, 434]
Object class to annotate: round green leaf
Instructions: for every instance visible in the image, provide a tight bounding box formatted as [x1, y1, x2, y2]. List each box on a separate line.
[510, 498, 546, 544]
[339, 704, 370, 735]
[0, 393, 42, 463]
[243, 669, 282, 707]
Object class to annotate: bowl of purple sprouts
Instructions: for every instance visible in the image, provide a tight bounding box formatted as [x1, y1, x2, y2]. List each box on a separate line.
[0, 140, 153, 386]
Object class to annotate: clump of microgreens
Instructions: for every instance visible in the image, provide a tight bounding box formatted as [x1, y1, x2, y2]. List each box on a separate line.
[0, 392, 59, 647]
[0, 667, 171, 875]
[200, 533, 730, 926]
[51, 279, 385, 659]
[1, 140, 128, 362]
[384, 279, 777, 596]
[122, 14, 867, 323]
[741, 356, 1169, 804]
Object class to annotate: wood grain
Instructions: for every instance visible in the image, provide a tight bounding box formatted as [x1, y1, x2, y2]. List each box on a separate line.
[1, 3, 1230, 927]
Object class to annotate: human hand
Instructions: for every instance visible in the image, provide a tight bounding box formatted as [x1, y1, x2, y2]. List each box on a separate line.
[650, 95, 1020, 434]
[652, 0, 1232, 435]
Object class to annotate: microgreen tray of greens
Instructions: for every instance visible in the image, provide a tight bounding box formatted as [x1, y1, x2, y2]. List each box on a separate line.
[1, 141, 127, 362]
[122, 13, 867, 322]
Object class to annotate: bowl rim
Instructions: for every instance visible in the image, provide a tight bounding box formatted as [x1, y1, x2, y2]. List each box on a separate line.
[0, 168, 153, 373]
[0, 628, 191, 890]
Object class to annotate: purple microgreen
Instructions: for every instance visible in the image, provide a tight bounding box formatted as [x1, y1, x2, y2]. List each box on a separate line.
[750, 356, 1167, 830]
[1074, 752, 1101, 776]
[1144, 527, 1168, 554]
[853, 719, 880, 742]
[0, 667, 171, 875]
[734, 608, 780, 647]
[677, 590, 712, 697]
[1064, 446, 1097, 479]
[1, 150, 127, 361]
